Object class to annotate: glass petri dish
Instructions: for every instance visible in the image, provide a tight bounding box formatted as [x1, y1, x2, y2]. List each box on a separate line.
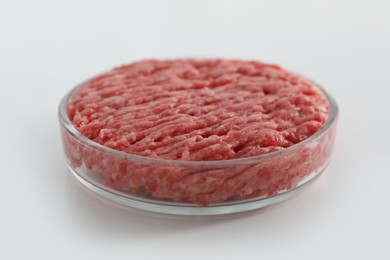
[58, 70, 338, 216]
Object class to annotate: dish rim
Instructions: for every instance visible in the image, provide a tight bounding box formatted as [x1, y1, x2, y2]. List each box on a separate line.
[58, 69, 338, 167]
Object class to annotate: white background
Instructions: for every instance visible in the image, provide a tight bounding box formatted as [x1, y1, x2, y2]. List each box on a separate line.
[1, 0, 389, 259]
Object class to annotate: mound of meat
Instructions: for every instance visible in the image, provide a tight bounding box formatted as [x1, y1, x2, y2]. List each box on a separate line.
[62, 59, 334, 205]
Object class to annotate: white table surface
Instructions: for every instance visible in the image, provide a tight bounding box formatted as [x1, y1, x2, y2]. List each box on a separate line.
[1, 0, 389, 259]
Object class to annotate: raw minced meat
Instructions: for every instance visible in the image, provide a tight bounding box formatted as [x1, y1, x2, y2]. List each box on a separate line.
[62, 59, 335, 205]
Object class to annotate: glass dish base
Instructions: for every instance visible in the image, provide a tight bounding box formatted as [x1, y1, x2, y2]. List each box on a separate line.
[68, 164, 327, 216]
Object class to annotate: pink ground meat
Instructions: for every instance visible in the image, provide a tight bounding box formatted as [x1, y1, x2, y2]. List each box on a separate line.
[63, 59, 334, 205]
[68, 59, 329, 160]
